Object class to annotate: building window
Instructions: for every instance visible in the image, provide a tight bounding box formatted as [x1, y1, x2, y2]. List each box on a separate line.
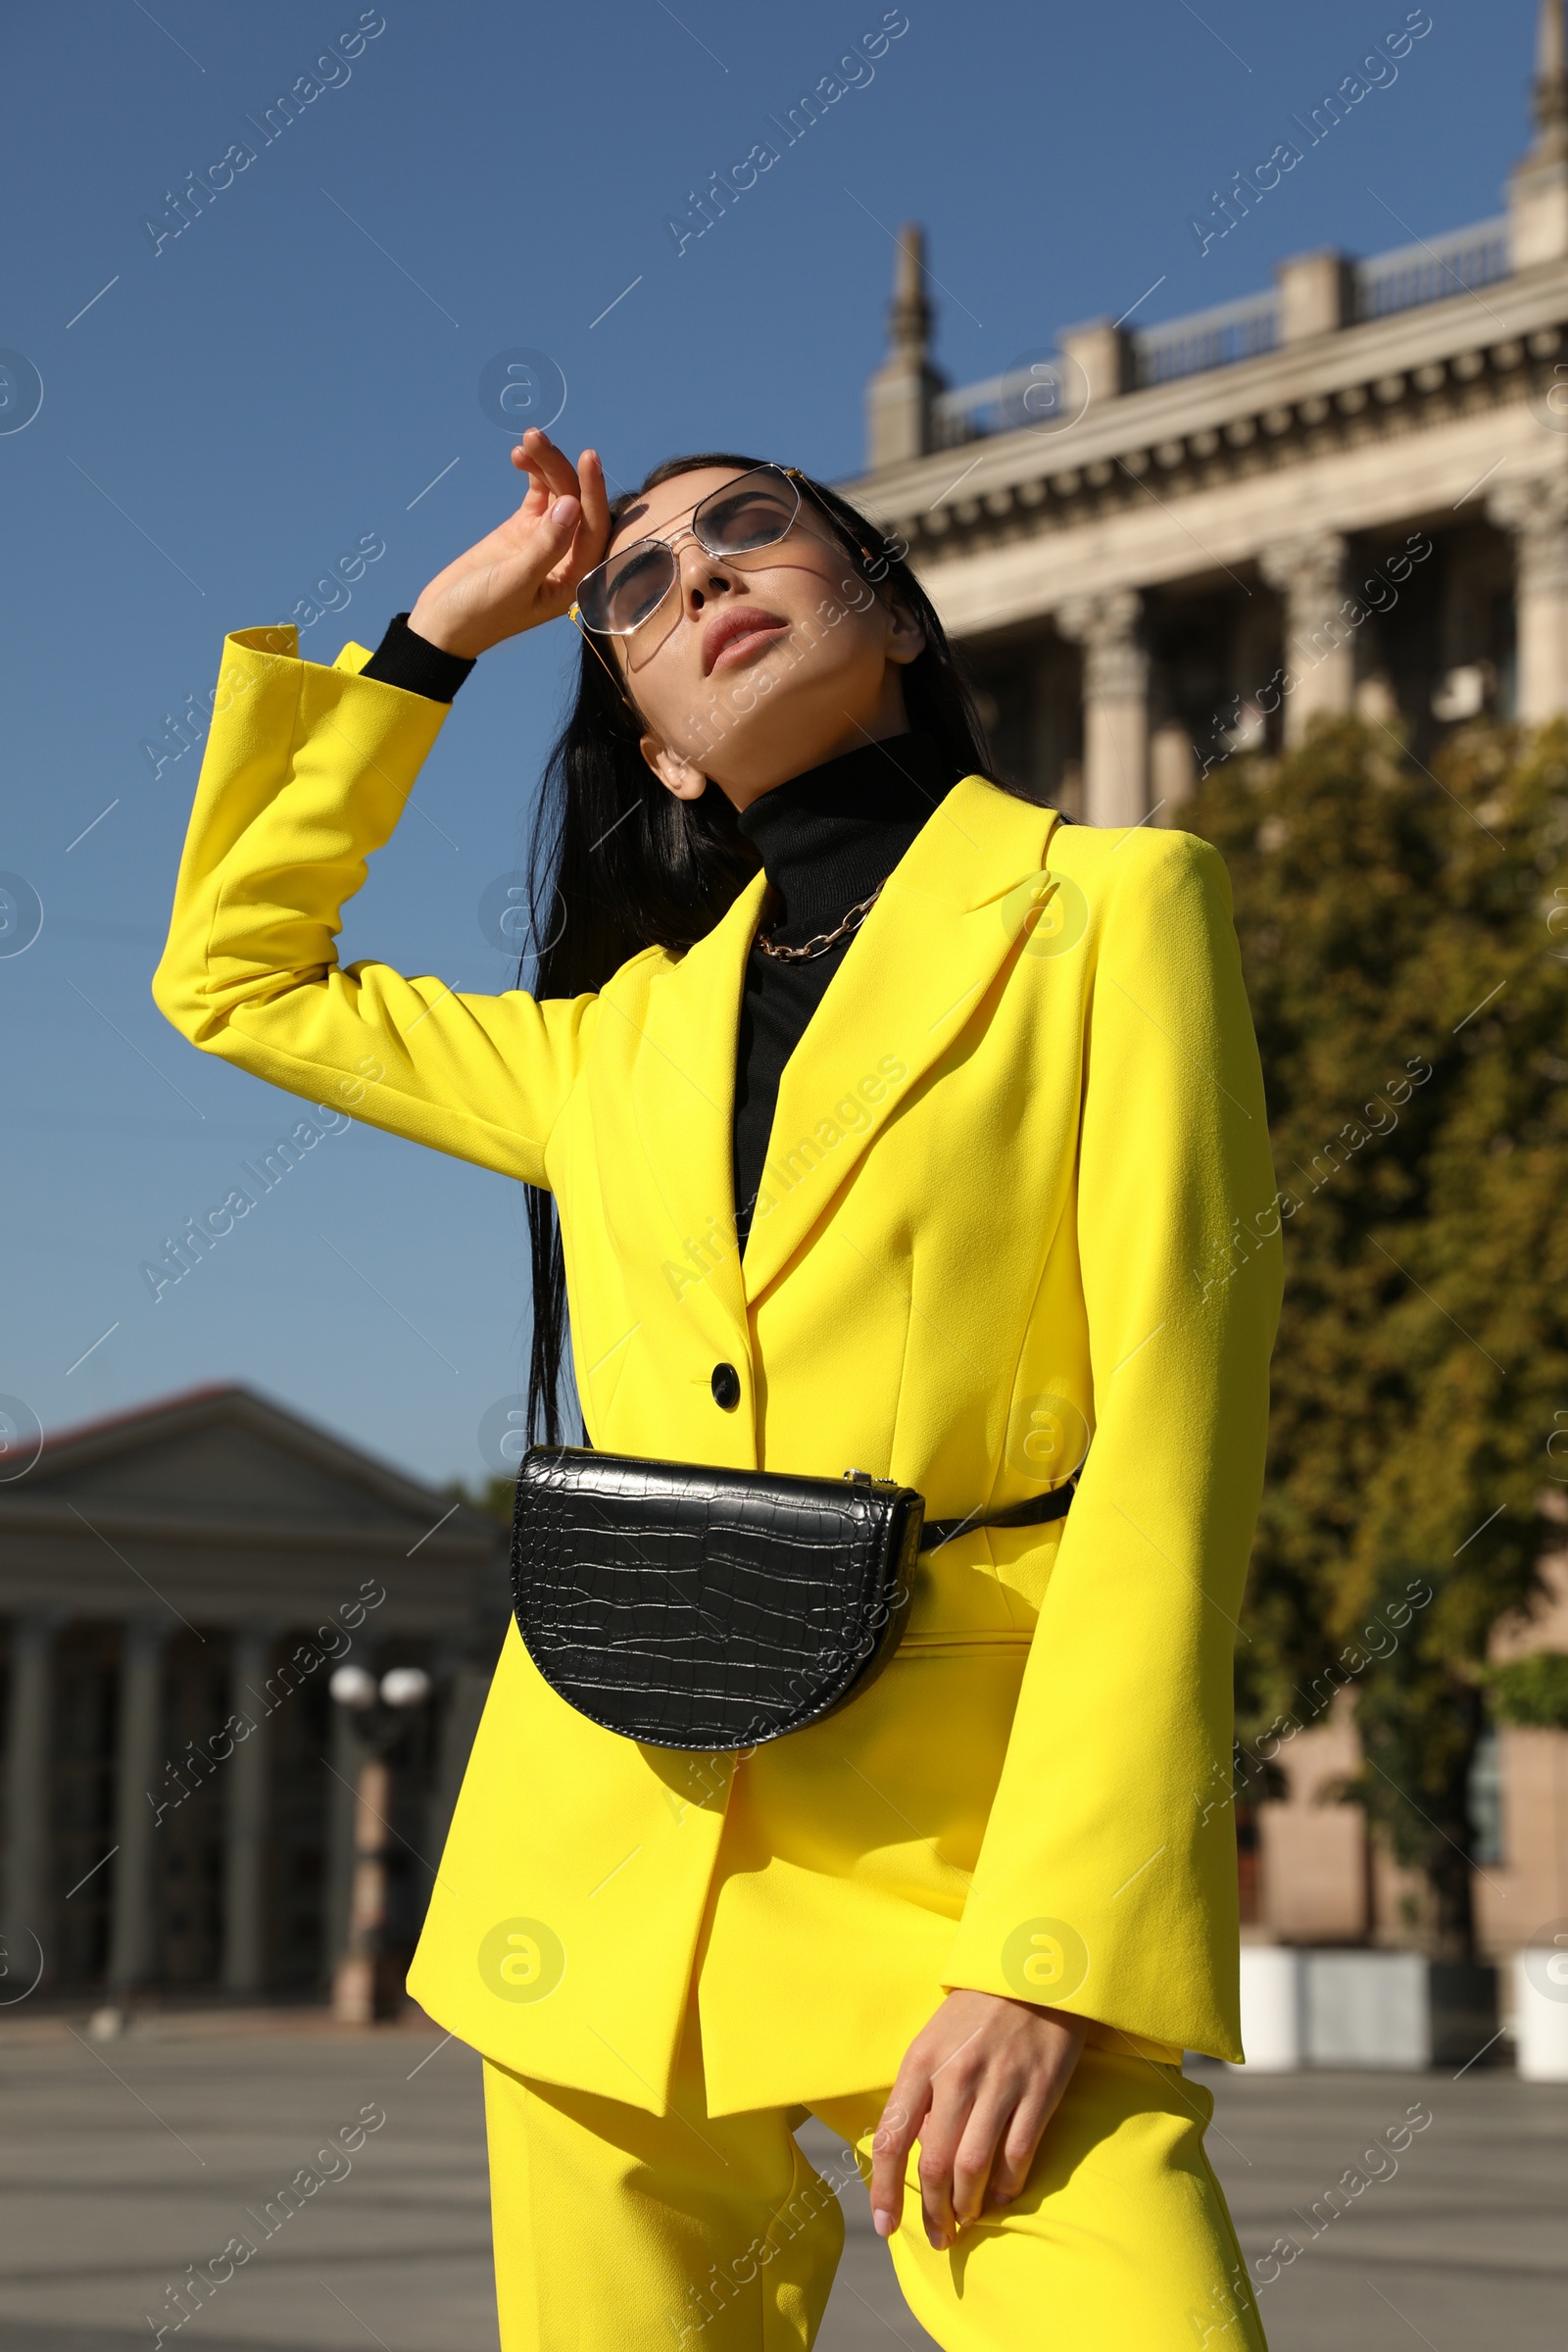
[1467, 1725, 1504, 1867]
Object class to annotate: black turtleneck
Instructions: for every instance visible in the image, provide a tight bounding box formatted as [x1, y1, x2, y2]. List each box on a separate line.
[361, 616, 957, 1250]
[730, 733, 956, 1246]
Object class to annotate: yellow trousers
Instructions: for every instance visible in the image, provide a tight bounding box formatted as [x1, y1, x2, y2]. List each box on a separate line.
[482, 2009, 1268, 2352]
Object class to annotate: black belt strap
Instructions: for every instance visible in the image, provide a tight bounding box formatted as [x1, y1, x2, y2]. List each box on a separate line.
[921, 1475, 1080, 1554]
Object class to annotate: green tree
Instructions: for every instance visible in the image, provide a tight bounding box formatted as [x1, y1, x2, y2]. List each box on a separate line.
[1189, 714, 1568, 1956]
[1484, 1649, 1568, 1729]
[442, 1474, 516, 1527]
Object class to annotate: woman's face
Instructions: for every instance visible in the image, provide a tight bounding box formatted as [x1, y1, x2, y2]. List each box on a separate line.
[601, 466, 925, 811]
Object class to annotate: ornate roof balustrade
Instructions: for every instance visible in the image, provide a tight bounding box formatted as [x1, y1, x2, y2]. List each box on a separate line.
[929, 216, 1516, 451]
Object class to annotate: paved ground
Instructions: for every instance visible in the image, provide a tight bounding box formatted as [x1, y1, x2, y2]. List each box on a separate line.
[0, 2016, 1561, 2350]
[1177, 2058, 1566, 2352]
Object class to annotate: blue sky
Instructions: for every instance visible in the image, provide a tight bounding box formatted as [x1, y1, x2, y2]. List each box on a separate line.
[0, 0, 1544, 1489]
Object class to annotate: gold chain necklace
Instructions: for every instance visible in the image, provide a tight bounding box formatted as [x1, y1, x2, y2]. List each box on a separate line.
[755, 881, 886, 964]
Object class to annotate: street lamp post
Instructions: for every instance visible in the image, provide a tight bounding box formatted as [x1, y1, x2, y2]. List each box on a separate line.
[329, 1664, 431, 2024]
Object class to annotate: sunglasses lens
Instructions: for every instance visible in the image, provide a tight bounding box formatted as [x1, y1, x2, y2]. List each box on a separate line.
[579, 470, 801, 634]
[696, 468, 800, 556]
[578, 541, 678, 634]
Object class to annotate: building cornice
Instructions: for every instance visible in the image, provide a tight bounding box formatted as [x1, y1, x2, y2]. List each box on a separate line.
[849, 258, 1568, 564]
[0, 1496, 497, 1564]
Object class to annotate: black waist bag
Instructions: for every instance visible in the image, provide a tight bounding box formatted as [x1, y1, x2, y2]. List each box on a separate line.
[510, 1445, 1078, 1752]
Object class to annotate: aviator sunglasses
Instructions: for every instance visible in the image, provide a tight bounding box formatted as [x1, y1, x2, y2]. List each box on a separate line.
[568, 464, 883, 643]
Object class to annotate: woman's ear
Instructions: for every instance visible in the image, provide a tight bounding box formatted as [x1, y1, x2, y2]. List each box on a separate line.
[640, 733, 709, 802]
[884, 594, 926, 668]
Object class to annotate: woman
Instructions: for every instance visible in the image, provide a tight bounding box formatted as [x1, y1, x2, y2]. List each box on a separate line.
[154, 426, 1281, 2349]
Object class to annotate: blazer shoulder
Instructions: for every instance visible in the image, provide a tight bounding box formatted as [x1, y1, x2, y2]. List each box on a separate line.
[1052, 820, 1233, 913]
[949, 775, 1064, 877]
[601, 940, 676, 1000]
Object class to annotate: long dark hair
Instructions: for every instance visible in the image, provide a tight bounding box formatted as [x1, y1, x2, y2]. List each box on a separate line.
[518, 451, 1007, 1443]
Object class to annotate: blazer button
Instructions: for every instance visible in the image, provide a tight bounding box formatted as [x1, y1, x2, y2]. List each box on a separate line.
[710, 1361, 742, 1411]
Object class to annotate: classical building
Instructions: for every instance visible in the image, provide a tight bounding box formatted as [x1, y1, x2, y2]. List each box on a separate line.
[848, 0, 1568, 828]
[845, 1, 1568, 1972]
[0, 1385, 505, 2006]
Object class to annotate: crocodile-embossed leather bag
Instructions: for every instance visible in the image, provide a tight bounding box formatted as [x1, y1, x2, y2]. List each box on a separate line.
[510, 1445, 1078, 1751]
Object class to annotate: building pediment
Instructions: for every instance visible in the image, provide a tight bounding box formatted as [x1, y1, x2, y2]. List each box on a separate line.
[28, 1395, 417, 1530]
[0, 1385, 497, 1569]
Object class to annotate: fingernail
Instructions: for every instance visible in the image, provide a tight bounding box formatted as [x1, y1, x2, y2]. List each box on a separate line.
[872, 2208, 895, 2238]
[551, 497, 578, 524]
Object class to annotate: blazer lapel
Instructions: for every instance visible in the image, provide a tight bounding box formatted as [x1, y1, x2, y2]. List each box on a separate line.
[617, 868, 768, 1351]
[740, 777, 1063, 1305]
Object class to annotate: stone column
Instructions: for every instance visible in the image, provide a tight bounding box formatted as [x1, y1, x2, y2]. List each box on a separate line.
[1149, 723, 1199, 820]
[220, 1626, 274, 1997]
[3, 1614, 62, 1984]
[1259, 531, 1354, 743]
[1055, 590, 1150, 828]
[1489, 474, 1568, 720]
[334, 1750, 395, 2025]
[107, 1618, 171, 1994]
[323, 1698, 361, 1990]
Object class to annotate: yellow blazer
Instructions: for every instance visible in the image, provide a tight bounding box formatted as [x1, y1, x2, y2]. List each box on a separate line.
[154, 624, 1282, 2115]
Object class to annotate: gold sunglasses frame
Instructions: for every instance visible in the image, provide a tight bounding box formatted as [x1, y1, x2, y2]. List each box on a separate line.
[565, 465, 888, 696]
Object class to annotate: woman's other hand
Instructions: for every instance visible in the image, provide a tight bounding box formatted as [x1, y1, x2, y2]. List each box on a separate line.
[870, 1989, 1089, 2249]
[406, 429, 612, 660]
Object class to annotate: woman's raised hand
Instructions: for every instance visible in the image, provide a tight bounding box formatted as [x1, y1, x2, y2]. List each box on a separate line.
[406, 430, 612, 660]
